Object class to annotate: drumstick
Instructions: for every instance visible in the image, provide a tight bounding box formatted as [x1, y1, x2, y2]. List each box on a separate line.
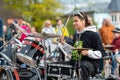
[12, 22, 29, 35]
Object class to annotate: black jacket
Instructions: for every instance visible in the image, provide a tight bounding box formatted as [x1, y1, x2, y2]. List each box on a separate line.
[72, 31, 105, 69]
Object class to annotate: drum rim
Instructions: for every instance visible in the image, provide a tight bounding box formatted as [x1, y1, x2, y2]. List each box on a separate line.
[48, 63, 72, 68]
[24, 37, 39, 43]
[14, 38, 22, 46]
[0, 52, 12, 63]
[23, 40, 44, 54]
[0, 67, 41, 80]
[16, 53, 37, 67]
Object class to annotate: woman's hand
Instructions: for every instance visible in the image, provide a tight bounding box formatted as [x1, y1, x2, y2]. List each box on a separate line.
[59, 36, 65, 45]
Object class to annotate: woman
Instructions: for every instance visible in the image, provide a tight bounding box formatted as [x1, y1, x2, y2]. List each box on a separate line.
[19, 21, 31, 42]
[41, 20, 56, 57]
[60, 12, 105, 80]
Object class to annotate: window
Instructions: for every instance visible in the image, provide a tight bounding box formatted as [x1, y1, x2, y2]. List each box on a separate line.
[112, 14, 117, 22]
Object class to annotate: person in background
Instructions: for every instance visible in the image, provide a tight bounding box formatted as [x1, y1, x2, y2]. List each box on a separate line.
[86, 16, 97, 32]
[3, 25, 7, 44]
[87, 16, 93, 26]
[0, 18, 3, 51]
[31, 26, 42, 41]
[0, 19, 4, 67]
[111, 28, 120, 54]
[41, 20, 56, 57]
[6, 20, 17, 41]
[55, 18, 69, 37]
[16, 21, 31, 68]
[99, 18, 115, 77]
[31, 27, 37, 34]
[110, 28, 120, 77]
[55, 18, 72, 44]
[18, 21, 31, 42]
[99, 18, 115, 45]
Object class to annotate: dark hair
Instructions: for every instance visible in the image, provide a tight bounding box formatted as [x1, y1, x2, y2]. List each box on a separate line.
[56, 18, 62, 22]
[73, 12, 88, 27]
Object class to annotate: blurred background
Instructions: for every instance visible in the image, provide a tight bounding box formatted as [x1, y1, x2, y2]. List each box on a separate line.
[1, 0, 120, 35]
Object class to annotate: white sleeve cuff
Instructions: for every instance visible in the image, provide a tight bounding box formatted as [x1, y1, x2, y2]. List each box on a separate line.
[88, 50, 102, 59]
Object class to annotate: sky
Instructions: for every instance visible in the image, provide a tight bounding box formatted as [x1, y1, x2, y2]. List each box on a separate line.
[57, 0, 111, 14]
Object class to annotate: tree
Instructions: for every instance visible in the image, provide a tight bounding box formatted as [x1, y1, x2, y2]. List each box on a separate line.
[66, 17, 75, 35]
[2, 0, 62, 32]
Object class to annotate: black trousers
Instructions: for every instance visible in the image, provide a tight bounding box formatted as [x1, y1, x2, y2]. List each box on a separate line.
[81, 61, 95, 80]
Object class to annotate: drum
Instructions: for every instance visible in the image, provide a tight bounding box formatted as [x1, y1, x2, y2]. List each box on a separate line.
[0, 58, 9, 67]
[48, 48, 60, 62]
[115, 55, 120, 63]
[16, 37, 44, 67]
[47, 62, 73, 79]
[0, 67, 41, 80]
[0, 38, 22, 64]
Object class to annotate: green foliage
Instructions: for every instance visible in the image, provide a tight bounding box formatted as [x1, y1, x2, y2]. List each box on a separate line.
[2, 0, 62, 32]
[66, 17, 75, 35]
[72, 41, 83, 60]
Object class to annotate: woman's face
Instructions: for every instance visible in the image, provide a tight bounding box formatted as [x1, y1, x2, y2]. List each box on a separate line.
[45, 21, 51, 28]
[57, 20, 62, 26]
[73, 16, 85, 31]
